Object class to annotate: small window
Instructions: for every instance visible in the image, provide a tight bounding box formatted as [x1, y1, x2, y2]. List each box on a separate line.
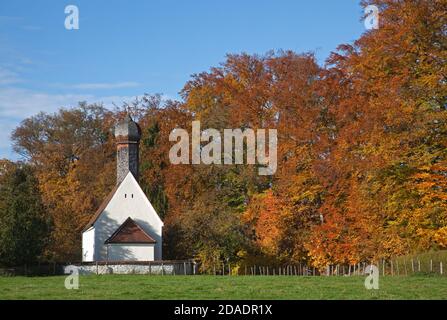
[124, 194, 127, 198]
[131, 194, 134, 198]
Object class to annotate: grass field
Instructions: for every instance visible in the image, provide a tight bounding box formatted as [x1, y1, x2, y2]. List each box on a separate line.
[0, 275, 446, 300]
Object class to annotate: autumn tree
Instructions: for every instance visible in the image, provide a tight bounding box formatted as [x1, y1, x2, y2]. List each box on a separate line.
[5, 0, 445, 268]
[11, 103, 116, 261]
[307, 0, 447, 267]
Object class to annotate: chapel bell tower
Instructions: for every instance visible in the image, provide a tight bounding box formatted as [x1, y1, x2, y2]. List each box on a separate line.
[114, 114, 141, 185]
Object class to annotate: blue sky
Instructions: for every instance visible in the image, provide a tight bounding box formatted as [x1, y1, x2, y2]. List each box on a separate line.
[0, 0, 366, 160]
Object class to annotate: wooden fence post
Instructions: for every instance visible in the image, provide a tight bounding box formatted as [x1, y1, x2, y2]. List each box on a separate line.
[430, 260, 433, 273]
[441, 262, 443, 275]
[418, 260, 421, 272]
[391, 260, 394, 276]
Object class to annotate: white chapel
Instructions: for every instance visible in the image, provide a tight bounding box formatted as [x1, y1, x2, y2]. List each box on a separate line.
[82, 115, 163, 262]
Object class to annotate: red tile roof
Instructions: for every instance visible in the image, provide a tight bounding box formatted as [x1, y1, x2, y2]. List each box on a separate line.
[105, 217, 156, 244]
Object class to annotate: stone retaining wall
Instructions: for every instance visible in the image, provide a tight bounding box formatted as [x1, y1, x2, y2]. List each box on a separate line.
[64, 262, 195, 275]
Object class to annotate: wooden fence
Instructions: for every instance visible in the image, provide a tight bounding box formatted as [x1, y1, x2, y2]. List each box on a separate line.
[1, 258, 444, 276]
[0, 263, 63, 276]
[202, 259, 446, 276]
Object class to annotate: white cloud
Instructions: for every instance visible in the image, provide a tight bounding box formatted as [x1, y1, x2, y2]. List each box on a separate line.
[0, 16, 23, 23]
[22, 25, 42, 31]
[0, 87, 136, 118]
[60, 81, 141, 90]
[0, 87, 137, 159]
[0, 67, 21, 85]
[0, 121, 17, 148]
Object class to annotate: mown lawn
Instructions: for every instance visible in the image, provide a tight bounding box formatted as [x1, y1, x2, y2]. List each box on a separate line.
[0, 275, 446, 300]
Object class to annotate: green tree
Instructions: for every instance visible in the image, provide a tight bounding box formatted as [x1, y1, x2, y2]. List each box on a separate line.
[0, 162, 50, 266]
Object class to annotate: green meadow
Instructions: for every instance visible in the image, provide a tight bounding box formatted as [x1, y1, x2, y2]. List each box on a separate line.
[0, 275, 446, 300]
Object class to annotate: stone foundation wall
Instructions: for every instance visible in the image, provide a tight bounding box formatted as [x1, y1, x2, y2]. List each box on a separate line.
[64, 262, 195, 275]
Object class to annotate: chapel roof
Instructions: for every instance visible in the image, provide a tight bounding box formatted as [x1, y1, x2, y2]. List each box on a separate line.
[105, 217, 156, 244]
[82, 183, 120, 232]
[82, 172, 164, 233]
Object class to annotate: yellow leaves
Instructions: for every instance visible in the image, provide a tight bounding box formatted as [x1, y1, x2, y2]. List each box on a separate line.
[434, 227, 447, 248]
[411, 162, 447, 206]
[242, 190, 283, 257]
